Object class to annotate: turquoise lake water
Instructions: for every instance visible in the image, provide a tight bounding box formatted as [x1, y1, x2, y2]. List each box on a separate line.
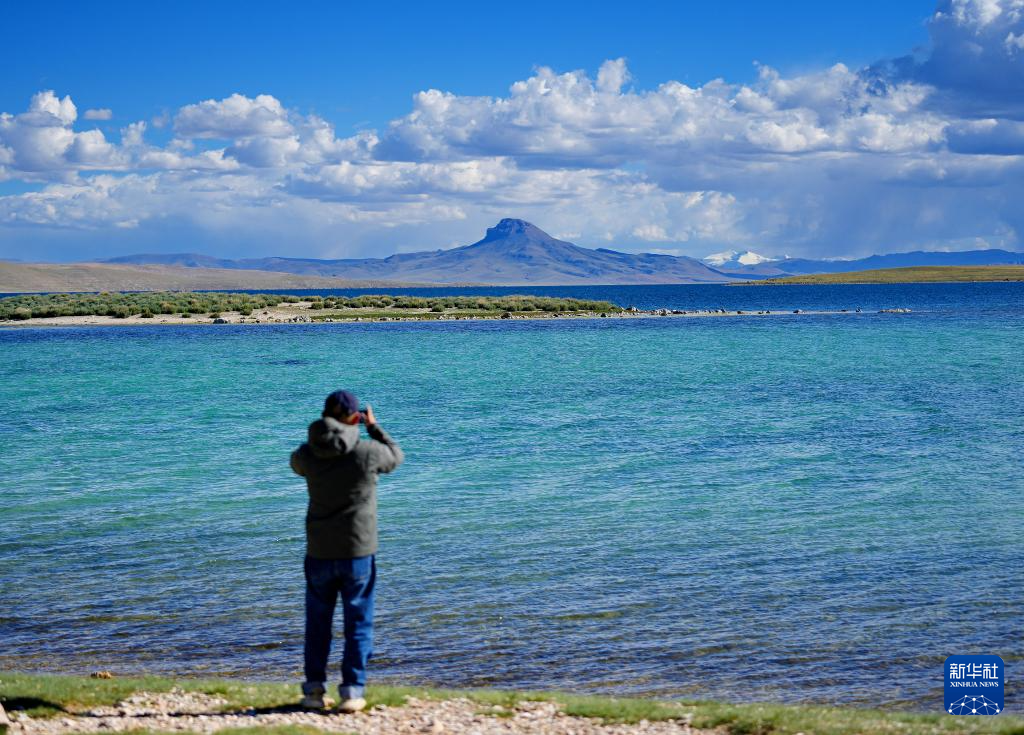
[1, 284, 1022, 709]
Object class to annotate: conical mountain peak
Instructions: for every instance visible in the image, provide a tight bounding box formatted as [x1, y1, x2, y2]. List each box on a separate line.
[482, 218, 554, 243]
[104, 217, 745, 284]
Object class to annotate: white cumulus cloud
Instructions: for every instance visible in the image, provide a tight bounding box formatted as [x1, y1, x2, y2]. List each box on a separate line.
[83, 108, 113, 121]
[174, 93, 293, 139]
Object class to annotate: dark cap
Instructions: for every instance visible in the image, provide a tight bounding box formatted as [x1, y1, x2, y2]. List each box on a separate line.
[324, 390, 359, 417]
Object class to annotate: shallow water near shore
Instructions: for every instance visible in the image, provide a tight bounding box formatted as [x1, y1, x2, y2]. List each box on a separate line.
[1, 283, 1022, 709]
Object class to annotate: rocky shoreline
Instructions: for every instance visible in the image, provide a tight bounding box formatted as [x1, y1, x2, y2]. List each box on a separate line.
[3, 688, 699, 735]
[5, 672, 1011, 735]
[0, 306, 912, 329]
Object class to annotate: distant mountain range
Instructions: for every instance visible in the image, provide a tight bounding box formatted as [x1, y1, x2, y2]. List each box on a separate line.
[105, 219, 732, 285]
[103, 218, 1024, 285]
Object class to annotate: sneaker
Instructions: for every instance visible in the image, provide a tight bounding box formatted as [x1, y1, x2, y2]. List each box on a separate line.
[300, 682, 326, 710]
[337, 696, 367, 713]
[301, 693, 326, 709]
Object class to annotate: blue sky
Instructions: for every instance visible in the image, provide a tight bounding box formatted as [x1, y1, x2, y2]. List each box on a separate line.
[2, 0, 1022, 261]
[3, 1, 935, 135]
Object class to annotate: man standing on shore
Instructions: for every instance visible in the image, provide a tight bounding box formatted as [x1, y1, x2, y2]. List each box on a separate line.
[290, 390, 404, 713]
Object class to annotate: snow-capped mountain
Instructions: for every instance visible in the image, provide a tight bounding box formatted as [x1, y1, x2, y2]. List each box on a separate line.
[702, 249, 778, 268]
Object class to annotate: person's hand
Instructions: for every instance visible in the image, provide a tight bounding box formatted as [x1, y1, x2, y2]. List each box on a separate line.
[362, 404, 377, 427]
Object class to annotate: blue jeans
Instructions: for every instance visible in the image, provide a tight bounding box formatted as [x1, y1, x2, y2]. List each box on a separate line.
[303, 554, 375, 699]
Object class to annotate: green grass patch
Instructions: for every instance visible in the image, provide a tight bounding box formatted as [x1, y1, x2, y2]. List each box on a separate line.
[0, 673, 293, 718]
[743, 265, 1024, 285]
[4, 673, 1021, 734]
[678, 698, 1024, 735]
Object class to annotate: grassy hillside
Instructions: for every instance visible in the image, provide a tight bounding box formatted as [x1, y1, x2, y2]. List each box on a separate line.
[746, 265, 1024, 285]
[2, 673, 1020, 735]
[0, 261, 433, 294]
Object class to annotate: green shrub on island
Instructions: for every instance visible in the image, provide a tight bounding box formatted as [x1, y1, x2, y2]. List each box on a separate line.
[0, 292, 292, 320]
[0, 291, 622, 320]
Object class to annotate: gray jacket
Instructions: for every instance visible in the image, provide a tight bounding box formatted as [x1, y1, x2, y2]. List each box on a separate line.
[290, 416, 403, 559]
